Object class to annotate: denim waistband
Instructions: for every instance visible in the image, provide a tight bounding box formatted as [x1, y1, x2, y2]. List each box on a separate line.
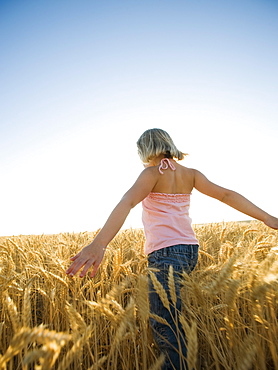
[148, 244, 199, 257]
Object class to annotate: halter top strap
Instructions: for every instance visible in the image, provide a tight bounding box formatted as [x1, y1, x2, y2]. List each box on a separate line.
[158, 158, 176, 174]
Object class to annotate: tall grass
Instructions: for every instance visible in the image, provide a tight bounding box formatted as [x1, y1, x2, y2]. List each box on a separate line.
[0, 222, 277, 369]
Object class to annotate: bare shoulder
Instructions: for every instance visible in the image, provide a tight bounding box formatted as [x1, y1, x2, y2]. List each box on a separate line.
[189, 168, 210, 187]
[190, 168, 229, 200]
[176, 162, 196, 177]
[137, 166, 160, 185]
[121, 166, 159, 207]
[191, 168, 214, 184]
[142, 165, 160, 178]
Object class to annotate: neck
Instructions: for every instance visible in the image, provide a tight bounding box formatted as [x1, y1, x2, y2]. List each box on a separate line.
[151, 155, 174, 166]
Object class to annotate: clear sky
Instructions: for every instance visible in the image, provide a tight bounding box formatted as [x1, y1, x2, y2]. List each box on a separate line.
[1, 0, 277, 236]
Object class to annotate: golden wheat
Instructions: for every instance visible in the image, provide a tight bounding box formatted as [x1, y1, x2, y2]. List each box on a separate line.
[0, 221, 277, 369]
[149, 271, 170, 311]
[168, 265, 177, 306]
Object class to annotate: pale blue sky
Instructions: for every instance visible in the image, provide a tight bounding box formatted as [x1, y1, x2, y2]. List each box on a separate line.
[1, 0, 277, 236]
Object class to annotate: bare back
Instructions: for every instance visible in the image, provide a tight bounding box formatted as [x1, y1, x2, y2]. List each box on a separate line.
[151, 159, 195, 194]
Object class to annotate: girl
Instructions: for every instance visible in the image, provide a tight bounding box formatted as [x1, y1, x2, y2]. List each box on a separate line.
[66, 128, 278, 369]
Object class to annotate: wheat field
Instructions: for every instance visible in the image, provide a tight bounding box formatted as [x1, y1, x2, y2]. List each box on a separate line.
[0, 222, 278, 370]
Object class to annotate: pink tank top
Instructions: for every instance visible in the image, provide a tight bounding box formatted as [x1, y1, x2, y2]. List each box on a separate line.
[142, 158, 199, 254]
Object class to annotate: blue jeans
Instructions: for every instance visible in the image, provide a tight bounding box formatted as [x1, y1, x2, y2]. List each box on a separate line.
[148, 244, 199, 370]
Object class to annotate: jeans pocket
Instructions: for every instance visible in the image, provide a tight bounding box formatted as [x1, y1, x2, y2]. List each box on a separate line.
[163, 254, 196, 275]
[148, 245, 199, 280]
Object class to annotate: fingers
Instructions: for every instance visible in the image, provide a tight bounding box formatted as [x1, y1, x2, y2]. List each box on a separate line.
[66, 257, 85, 276]
[66, 257, 99, 278]
[70, 251, 81, 261]
[90, 263, 100, 278]
[79, 260, 95, 278]
[66, 263, 79, 276]
[66, 245, 104, 278]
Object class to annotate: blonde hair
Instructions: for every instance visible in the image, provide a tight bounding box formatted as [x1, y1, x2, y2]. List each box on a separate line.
[137, 128, 187, 164]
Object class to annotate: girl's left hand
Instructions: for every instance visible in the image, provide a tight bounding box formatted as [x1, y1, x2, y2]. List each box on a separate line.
[66, 243, 105, 278]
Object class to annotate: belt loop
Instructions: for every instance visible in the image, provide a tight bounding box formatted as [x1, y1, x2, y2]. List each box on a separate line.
[162, 247, 167, 257]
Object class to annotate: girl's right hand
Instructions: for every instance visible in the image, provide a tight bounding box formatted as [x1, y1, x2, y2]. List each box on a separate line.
[66, 242, 106, 278]
[264, 215, 278, 230]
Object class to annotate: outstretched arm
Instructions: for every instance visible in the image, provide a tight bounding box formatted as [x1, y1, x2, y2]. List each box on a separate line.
[193, 170, 278, 229]
[66, 167, 158, 278]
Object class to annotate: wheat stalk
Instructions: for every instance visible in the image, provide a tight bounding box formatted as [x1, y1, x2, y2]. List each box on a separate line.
[235, 338, 257, 370]
[112, 297, 136, 346]
[149, 313, 171, 326]
[65, 302, 87, 332]
[168, 265, 177, 306]
[88, 355, 108, 370]
[1, 223, 277, 369]
[0, 326, 71, 368]
[149, 271, 170, 311]
[57, 325, 93, 370]
[22, 284, 32, 328]
[186, 321, 198, 370]
[4, 293, 20, 332]
[206, 255, 236, 294]
[136, 274, 149, 322]
[148, 353, 166, 370]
